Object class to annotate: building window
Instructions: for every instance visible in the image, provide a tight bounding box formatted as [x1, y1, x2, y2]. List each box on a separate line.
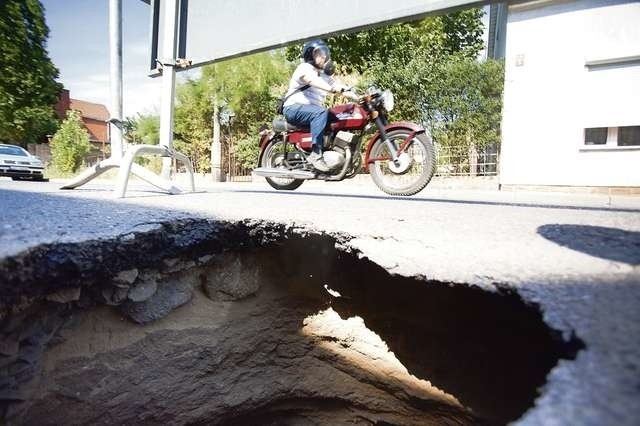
[584, 127, 607, 145]
[583, 126, 640, 148]
[618, 126, 640, 146]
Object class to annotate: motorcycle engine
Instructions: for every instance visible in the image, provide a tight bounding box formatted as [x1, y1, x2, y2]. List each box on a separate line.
[321, 131, 354, 170]
[323, 150, 346, 170]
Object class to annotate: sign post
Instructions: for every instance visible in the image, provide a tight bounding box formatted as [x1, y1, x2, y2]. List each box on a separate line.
[61, 0, 194, 198]
[158, 0, 178, 180]
[109, 0, 123, 161]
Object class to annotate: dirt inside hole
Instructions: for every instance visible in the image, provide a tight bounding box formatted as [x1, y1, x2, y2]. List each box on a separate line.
[6, 233, 582, 425]
[250, 235, 583, 425]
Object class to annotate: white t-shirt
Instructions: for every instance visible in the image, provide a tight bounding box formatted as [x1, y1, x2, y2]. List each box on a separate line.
[283, 62, 334, 108]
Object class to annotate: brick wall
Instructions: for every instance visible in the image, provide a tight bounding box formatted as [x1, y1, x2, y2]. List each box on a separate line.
[54, 89, 70, 120]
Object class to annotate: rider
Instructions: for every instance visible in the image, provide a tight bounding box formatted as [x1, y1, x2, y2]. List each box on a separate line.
[282, 39, 350, 172]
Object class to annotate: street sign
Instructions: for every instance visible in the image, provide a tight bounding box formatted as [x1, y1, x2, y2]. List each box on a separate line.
[148, 0, 490, 73]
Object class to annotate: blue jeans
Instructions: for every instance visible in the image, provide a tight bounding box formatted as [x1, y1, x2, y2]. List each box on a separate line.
[283, 104, 331, 154]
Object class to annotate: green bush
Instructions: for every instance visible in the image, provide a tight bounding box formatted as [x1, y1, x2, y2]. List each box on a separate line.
[234, 133, 260, 170]
[368, 54, 504, 149]
[50, 110, 91, 173]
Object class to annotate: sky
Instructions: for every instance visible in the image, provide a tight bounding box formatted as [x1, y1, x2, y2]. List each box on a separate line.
[42, 0, 162, 118]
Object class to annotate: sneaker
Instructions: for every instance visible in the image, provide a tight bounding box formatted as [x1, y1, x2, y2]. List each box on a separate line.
[307, 152, 330, 172]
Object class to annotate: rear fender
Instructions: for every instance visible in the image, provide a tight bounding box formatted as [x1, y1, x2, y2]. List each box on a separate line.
[257, 132, 275, 167]
[363, 121, 426, 171]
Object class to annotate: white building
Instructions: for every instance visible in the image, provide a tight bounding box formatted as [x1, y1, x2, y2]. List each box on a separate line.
[499, 0, 640, 191]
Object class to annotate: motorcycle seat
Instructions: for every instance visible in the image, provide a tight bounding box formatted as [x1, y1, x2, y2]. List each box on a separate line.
[272, 119, 308, 133]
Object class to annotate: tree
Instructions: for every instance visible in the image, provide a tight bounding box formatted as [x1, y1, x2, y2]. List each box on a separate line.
[425, 57, 504, 149]
[173, 77, 215, 173]
[50, 110, 91, 173]
[201, 51, 291, 135]
[440, 9, 485, 58]
[367, 49, 503, 149]
[172, 51, 290, 173]
[0, 0, 62, 146]
[285, 8, 485, 73]
[233, 135, 260, 170]
[123, 114, 160, 145]
[135, 114, 160, 145]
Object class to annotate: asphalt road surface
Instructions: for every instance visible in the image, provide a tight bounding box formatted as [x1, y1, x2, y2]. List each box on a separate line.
[1, 177, 639, 425]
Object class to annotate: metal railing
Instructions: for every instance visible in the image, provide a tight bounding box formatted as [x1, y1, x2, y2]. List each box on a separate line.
[222, 139, 252, 182]
[434, 144, 499, 177]
[228, 161, 252, 182]
[222, 141, 500, 181]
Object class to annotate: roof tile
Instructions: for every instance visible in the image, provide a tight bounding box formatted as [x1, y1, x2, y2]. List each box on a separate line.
[69, 99, 110, 121]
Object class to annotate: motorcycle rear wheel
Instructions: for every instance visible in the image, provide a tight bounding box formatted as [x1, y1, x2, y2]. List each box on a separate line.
[369, 130, 436, 196]
[262, 138, 305, 191]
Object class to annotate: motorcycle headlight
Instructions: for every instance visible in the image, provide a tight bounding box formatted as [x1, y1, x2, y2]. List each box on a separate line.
[381, 90, 394, 112]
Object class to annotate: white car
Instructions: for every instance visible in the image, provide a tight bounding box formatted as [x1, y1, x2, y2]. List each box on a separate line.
[0, 144, 46, 181]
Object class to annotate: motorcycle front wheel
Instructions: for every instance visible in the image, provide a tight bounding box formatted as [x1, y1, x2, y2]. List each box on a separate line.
[261, 138, 305, 191]
[368, 130, 436, 196]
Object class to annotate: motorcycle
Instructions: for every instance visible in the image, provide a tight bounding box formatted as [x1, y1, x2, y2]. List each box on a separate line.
[253, 87, 436, 196]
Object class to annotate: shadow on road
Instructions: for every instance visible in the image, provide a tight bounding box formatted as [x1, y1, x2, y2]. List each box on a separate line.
[538, 224, 640, 265]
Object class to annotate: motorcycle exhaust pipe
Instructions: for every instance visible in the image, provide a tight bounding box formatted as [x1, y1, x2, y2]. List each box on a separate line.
[252, 167, 316, 180]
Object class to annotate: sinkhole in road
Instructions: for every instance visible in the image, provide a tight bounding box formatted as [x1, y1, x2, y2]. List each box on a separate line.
[232, 235, 584, 425]
[3, 229, 584, 425]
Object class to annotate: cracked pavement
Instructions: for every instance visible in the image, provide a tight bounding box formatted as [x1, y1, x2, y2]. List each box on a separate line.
[1, 177, 639, 425]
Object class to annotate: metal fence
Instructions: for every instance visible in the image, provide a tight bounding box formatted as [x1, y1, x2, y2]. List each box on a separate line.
[434, 144, 499, 177]
[222, 139, 253, 182]
[222, 141, 500, 180]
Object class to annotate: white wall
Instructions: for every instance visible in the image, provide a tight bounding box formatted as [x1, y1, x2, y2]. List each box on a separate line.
[500, 0, 640, 187]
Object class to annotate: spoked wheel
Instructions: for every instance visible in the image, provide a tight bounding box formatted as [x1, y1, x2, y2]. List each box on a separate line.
[368, 130, 436, 196]
[261, 138, 305, 191]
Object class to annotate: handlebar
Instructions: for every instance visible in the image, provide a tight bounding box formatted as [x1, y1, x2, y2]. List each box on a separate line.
[341, 89, 360, 102]
[334, 86, 360, 102]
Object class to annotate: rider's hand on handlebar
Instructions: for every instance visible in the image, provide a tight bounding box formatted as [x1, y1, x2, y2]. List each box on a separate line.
[330, 83, 349, 94]
[342, 90, 360, 102]
[331, 82, 360, 101]
[330, 83, 360, 102]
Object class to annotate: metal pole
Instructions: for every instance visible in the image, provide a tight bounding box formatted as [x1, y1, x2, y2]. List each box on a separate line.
[211, 99, 223, 181]
[159, 0, 178, 179]
[63, 0, 195, 197]
[109, 0, 123, 160]
[488, 2, 507, 60]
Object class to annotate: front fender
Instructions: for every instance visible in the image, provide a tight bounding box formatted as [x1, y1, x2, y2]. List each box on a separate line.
[363, 121, 426, 172]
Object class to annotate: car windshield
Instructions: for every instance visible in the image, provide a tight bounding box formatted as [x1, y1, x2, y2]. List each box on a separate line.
[0, 145, 29, 156]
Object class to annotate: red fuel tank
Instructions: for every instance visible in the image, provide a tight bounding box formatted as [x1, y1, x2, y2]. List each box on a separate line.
[330, 104, 368, 130]
[285, 104, 368, 150]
